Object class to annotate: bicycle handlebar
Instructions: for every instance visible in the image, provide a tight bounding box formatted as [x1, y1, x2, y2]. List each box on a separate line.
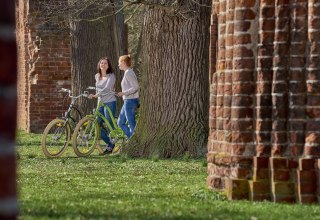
[59, 88, 89, 99]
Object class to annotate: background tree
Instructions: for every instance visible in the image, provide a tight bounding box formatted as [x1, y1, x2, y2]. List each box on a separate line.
[68, 0, 126, 113]
[125, 0, 211, 158]
[36, 0, 127, 113]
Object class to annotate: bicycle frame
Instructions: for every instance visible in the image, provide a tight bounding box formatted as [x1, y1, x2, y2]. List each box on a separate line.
[88, 101, 125, 140]
[84, 87, 126, 141]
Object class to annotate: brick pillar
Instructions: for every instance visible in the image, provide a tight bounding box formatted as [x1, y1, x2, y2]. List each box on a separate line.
[0, 1, 18, 219]
[208, 0, 228, 191]
[295, 159, 317, 203]
[225, 0, 258, 200]
[271, 0, 290, 157]
[256, 0, 274, 157]
[305, 0, 320, 157]
[287, 0, 308, 157]
[208, 0, 320, 204]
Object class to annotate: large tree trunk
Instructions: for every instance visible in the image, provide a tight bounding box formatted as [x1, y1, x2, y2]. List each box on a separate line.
[0, 1, 18, 218]
[69, 1, 125, 114]
[125, 1, 211, 158]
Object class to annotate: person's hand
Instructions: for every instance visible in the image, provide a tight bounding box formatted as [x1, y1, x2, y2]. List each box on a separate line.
[88, 94, 96, 99]
[118, 92, 124, 97]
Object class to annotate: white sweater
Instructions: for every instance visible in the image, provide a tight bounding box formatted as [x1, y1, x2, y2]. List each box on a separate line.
[95, 73, 116, 103]
[121, 68, 139, 100]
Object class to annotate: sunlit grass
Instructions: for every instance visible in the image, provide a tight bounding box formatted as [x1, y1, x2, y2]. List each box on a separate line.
[17, 131, 320, 220]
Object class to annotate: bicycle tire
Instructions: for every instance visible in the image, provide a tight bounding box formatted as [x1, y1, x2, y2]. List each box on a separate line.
[72, 116, 99, 157]
[41, 118, 71, 158]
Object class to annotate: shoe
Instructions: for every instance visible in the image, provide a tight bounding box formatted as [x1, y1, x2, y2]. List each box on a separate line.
[102, 144, 114, 155]
[103, 149, 112, 155]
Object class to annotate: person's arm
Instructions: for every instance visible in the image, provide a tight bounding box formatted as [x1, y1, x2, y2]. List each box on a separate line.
[122, 71, 139, 96]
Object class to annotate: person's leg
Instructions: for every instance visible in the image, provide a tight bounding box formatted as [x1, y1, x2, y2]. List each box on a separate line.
[124, 98, 139, 138]
[104, 101, 116, 130]
[98, 105, 109, 146]
[118, 102, 130, 138]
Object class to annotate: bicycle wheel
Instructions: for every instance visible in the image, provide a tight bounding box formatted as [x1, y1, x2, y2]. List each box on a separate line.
[72, 116, 99, 157]
[41, 118, 71, 158]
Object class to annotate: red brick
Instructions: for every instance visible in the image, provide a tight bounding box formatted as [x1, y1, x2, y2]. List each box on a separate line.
[254, 157, 269, 169]
[271, 169, 291, 181]
[296, 183, 316, 194]
[249, 180, 270, 194]
[270, 158, 287, 169]
[299, 158, 315, 170]
[253, 168, 269, 181]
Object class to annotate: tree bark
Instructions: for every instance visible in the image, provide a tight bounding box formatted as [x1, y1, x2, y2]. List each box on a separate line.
[125, 1, 211, 158]
[69, 1, 125, 114]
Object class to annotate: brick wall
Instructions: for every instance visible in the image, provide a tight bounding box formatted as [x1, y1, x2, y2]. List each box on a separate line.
[208, 0, 320, 204]
[16, 0, 71, 133]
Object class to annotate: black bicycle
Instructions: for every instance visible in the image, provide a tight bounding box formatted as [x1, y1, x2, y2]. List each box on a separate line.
[41, 88, 88, 158]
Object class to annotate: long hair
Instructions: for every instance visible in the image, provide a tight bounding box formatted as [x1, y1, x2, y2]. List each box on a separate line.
[97, 57, 114, 78]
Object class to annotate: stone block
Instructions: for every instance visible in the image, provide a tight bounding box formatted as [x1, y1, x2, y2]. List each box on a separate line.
[226, 178, 249, 200]
[249, 180, 270, 195]
[253, 168, 269, 181]
[271, 182, 295, 195]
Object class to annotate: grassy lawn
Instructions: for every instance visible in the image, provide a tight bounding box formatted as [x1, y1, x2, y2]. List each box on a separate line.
[17, 131, 320, 220]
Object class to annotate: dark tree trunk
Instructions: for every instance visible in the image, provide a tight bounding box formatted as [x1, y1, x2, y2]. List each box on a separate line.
[125, 1, 211, 158]
[69, 0, 125, 114]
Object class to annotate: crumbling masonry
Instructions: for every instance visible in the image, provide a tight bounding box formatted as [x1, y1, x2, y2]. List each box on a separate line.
[16, 0, 71, 132]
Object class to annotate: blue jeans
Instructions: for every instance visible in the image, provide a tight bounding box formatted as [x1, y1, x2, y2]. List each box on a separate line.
[98, 101, 116, 148]
[118, 98, 139, 138]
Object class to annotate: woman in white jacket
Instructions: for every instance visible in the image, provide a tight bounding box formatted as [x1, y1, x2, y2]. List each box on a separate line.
[117, 55, 139, 138]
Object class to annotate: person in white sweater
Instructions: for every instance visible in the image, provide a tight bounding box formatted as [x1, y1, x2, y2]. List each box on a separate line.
[88, 57, 116, 153]
[117, 55, 139, 138]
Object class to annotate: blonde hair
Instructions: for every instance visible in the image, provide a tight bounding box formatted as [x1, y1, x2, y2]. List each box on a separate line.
[119, 55, 132, 67]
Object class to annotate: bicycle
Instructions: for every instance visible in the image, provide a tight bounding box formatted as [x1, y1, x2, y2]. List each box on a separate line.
[41, 88, 89, 158]
[71, 87, 126, 157]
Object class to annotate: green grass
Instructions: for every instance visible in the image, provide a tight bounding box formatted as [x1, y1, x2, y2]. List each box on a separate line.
[17, 131, 320, 220]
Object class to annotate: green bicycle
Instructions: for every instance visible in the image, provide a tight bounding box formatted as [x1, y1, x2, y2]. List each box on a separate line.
[72, 87, 126, 157]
